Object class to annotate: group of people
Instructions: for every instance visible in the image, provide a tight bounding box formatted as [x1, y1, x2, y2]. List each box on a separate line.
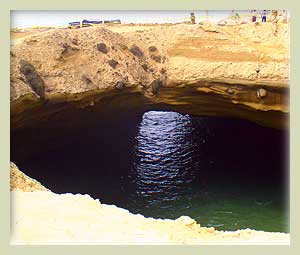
[251, 10, 286, 23]
[251, 10, 265, 22]
[189, 10, 288, 25]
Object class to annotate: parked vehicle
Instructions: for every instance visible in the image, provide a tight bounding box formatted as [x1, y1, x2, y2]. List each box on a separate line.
[68, 19, 120, 29]
[68, 21, 81, 29]
[104, 19, 121, 24]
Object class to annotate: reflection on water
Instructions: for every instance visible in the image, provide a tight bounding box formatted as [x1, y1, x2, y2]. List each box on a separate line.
[125, 111, 288, 232]
[11, 109, 288, 232]
[131, 111, 196, 204]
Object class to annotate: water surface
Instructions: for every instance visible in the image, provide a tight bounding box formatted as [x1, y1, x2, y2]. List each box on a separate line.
[125, 111, 288, 232]
[11, 110, 289, 232]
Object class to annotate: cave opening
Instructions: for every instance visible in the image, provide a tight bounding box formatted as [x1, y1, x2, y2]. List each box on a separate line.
[11, 98, 289, 232]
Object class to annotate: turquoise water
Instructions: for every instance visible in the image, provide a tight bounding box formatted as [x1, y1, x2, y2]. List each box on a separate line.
[126, 188, 288, 232]
[130, 192, 287, 231]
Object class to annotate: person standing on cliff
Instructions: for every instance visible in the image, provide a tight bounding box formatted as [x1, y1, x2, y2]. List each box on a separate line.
[272, 10, 278, 22]
[190, 12, 196, 24]
[251, 10, 257, 22]
[261, 10, 267, 22]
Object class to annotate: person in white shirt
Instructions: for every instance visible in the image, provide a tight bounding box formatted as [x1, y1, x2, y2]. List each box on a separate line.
[262, 10, 267, 22]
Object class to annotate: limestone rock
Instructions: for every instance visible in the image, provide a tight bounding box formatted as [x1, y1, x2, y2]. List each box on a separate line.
[129, 45, 144, 58]
[257, 88, 268, 98]
[175, 216, 197, 227]
[96, 43, 108, 53]
[115, 80, 125, 90]
[107, 59, 119, 69]
[150, 79, 163, 95]
[10, 162, 49, 192]
[19, 60, 45, 99]
[10, 23, 289, 129]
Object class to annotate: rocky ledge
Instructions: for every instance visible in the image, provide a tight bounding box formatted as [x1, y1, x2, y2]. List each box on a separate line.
[10, 163, 290, 245]
[11, 22, 289, 129]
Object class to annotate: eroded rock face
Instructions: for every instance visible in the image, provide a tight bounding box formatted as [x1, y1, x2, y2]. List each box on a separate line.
[10, 27, 163, 101]
[19, 60, 45, 99]
[10, 23, 289, 129]
[129, 44, 144, 58]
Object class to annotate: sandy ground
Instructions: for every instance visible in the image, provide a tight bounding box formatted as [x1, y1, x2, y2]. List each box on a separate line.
[11, 28, 53, 46]
[11, 22, 289, 63]
[10, 190, 290, 245]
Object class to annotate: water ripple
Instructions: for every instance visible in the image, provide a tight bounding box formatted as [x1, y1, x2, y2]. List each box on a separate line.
[129, 111, 209, 205]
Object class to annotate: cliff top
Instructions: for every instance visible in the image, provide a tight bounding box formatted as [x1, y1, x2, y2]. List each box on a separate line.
[10, 21, 289, 102]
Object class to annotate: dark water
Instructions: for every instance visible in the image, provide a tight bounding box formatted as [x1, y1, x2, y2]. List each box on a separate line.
[127, 111, 289, 232]
[11, 110, 289, 232]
